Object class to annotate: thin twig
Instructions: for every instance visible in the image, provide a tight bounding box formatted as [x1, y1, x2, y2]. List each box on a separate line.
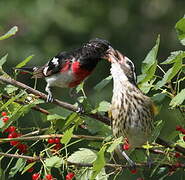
[0, 134, 104, 143]
[0, 76, 110, 125]
[0, 151, 183, 169]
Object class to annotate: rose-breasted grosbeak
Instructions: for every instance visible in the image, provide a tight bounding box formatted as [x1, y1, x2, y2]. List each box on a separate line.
[15, 38, 111, 102]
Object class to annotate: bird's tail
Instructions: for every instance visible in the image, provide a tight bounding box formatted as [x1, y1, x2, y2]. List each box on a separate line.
[14, 67, 38, 73]
[14, 66, 44, 78]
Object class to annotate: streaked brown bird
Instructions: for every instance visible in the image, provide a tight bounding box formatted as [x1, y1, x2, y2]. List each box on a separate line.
[107, 49, 156, 167]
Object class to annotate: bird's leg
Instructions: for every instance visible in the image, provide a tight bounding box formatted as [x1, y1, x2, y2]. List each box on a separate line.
[146, 152, 153, 168]
[121, 150, 136, 170]
[45, 84, 53, 102]
[69, 88, 84, 113]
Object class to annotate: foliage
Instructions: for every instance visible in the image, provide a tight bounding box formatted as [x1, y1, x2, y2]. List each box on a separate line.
[0, 16, 185, 180]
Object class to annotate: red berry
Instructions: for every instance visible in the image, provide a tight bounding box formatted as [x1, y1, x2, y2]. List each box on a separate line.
[8, 126, 16, 132]
[17, 144, 28, 153]
[32, 173, 40, 180]
[54, 143, 62, 150]
[45, 174, 53, 180]
[8, 133, 14, 138]
[174, 162, 182, 168]
[176, 125, 182, 131]
[175, 152, 181, 158]
[27, 167, 34, 173]
[122, 143, 130, 150]
[1, 112, 7, 116]
[10, 141, 19, 146]
[8, 132, 18, 138]
[180, 129, 185, 134]
[54, 137, 60, 144]
[3, 116, 9, 123]
[66, 172, 75, 180]
[130, 169, 137, 174]
[48, 138, 55, 144]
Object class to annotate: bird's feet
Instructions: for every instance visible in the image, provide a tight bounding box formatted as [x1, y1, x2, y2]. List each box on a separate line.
[146, 155, 153, 168]
[46, 94, 54, 103]
[76, 102, 85, 114]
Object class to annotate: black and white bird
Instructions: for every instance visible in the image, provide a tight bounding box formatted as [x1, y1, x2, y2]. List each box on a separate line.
[15, 38, 111, 102]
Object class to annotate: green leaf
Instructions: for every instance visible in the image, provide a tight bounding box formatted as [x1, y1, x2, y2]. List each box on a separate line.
[107, 137, 123, 153]
[151, 120, 165, 142]
[97, 101, 111, 112]
[64, 112, 79, 129]
[155, 59, 182, 89]
[91, 146, 106, 180]
[61, 126, 74, 145]
[4, 84, 18, 94]
[47, 114, 65, 121]
[0, 26, 18, 40]
[161, 51, 185, 64]
[68, 148, 97, 164]
[21, 162, 36, 174]
[0, 54, 8, 67]
[45, 156, 64, 168]
[9, 158, 26, 178]
[15, 55, 34, 68]
[94, 75, 112, 91]
[138, 35, 160, 84]
[175, 17, 185, 46]
[170, 89, 185, 108]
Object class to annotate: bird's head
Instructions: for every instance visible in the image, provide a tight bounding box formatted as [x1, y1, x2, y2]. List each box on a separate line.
[83, 38, 112, 59]
[106, 49, 137, 85]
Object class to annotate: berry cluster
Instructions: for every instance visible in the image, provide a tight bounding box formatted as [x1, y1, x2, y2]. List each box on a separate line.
[1, 111, 28, 153]
[48, 137, 62, 150]
[32, 173, 56, 180]
[1, 111, 9, 123]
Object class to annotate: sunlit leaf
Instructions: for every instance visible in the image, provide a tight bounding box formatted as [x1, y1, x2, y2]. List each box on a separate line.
[94, 75, 112, 91]
[155, 59, 182, 89]
[15, 55, 34, 68]
[107, 137, 123, 153]
[9, 158, 26, 178]
[161, 51, 185, 64]
[47, 114, 65, 121]
[45, 156, 64, 168]
[97, 101, 111, 112]
[0, 26, 18, 40]
[61, 126, 74, 145]
[4, 84, 18, 94]
[91, 146, 106, 180]
[138, 35, 160, 84]
[68, 148, 97, 163]
[175, 17, 185, 46]
[0, 54, 8, 67]
[170, 89, 185, 108]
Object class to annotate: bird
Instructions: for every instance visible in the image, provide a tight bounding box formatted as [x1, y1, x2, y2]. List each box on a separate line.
[15, 38, 111, 104]
[106, 49, 156, 168]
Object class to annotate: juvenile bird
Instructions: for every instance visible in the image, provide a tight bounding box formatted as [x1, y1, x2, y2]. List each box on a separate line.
[107, 49, 155, 167]
[16, 38, 111, 103]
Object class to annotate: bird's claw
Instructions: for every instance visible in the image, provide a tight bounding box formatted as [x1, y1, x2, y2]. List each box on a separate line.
[46, 94, 54, 103]
[76, 103, 85, 114]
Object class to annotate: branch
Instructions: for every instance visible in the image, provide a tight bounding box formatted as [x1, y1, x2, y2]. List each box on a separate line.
[0, 152, 183, 170]
[0, 134, 104, 143]
[1, 76, 185, 155]
[0, 76, 109, 125]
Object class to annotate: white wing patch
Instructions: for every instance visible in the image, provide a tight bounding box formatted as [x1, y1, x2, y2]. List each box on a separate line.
[51, 57, 59, 66]
[43, 66, 49, 76]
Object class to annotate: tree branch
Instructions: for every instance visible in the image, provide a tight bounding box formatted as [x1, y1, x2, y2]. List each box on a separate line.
[0, 152, 183, 170]
[0, 134, 104, 143]
[0, 76, 110, 125]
